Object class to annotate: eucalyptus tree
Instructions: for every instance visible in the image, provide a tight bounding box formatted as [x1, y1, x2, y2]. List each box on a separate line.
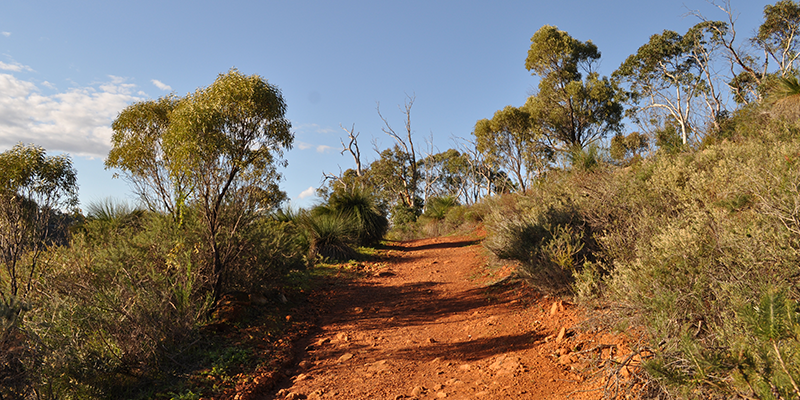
[614, 28, 712, 144]
[107, 95, 185, 218]
[109, 69, 293, 299]
[418, 148, 471, 203]
[473, 105, 551, 193]
[375, 95, 420, 212]
[0, 144, 77, 308]
[689, 0, 800, 105]
[523, 25, 623, 153]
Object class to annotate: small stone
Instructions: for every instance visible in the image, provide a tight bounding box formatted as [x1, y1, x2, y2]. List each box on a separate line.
[428, 338, 437, 343]
[338, 353, 354, 363]
[459, 364, 472, 371]
[367, 359, 390, 372]
[556, 327, 567, 343]
[550, 301, 560, 316]
[433, 384, 443, 391]
[294, 373, 309, 382]
[285, 315, 292, 321]
[336, 332, 350, 342]
[316, 337, 332, 346]
[411, 386, 426, 396]
[436, 392, 448, 398]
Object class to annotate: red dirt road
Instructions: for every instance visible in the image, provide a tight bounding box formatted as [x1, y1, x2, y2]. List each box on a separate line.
[266, 233, 633, 400]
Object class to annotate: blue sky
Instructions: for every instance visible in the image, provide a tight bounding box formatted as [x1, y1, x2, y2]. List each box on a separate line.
[0, 0, 776, 210]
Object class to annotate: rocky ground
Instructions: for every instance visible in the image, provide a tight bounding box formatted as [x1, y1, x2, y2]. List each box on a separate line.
[256, 231, 649, 400]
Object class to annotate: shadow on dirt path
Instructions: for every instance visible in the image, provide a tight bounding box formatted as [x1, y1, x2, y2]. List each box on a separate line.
[261, 233, 622, 400]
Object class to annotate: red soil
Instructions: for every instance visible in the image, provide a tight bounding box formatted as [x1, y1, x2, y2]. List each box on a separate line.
[259, 232, 642, 400]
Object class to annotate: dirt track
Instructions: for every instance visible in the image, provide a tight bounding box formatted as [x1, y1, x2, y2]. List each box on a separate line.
[266, 233, 633, 399]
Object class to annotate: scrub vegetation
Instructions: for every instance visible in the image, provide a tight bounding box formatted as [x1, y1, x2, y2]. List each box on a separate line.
[4, 2, 800, 399]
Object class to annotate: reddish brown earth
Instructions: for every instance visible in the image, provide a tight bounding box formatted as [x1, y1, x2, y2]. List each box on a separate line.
[261, 232, 644, 400]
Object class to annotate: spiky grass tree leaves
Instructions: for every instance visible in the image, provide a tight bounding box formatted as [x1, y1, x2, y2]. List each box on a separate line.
[735, 290, 800, 399]
[301, 211, 358, 263]
[323, 186, 388, 246]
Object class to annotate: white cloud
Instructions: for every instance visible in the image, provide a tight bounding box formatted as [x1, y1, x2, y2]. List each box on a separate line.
[297, 141, 334, 153]
[0, 73, 142, 158]
[1, 32, 10, 37]
[151, 79, 172, 91]
[294, 123, 336, 135]
[298, 186, 316, 199]
[0, 61, 32, 72]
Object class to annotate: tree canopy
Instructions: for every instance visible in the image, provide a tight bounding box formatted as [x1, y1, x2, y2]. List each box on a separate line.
[524, 25, 623, 152]
[108, 69, 293, 298]
[0, 143, 77, 303]
[473, 106, 551, 192]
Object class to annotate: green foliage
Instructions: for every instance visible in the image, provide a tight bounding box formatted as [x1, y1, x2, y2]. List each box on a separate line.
[321, 186, 388, 246]
[609, 131, 648, 164]
[110, 69, 294, 300]
[567, 144, 601, 172]
[614, 21, 730, 143]
[300, 211, 358, 262]
[757, 0, 800, 78]
[473, 106, 551, 192]
[525, 25, 623, 152]
[0, 143, 77, 326]
[391, 202, 421, 227]
[107, 95, 183, 216]
[483, 189, 593, 293]
[423, 196, 458, 220]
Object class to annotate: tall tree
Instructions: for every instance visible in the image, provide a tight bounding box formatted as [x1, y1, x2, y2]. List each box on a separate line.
[109, 69, 292, 299]
[614, 28, 714, 144]
[0, 144, 77, 306]
[107, 95, 186, 218]
[374, 95, 420, 212]
[524, 25, 623, 152]
[691, 1, 800, 105]
[418, 148, 471, 203]
[473, 105, 551, 192]
[756, 0, 800, 78]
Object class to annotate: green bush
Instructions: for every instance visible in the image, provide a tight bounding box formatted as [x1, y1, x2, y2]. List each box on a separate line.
[318, 186, 388, 246]
[423, 196, 458, 220]
[482, 187, 595, 293]
[11, 200, 310, 398]
[300, 211, 358, 262]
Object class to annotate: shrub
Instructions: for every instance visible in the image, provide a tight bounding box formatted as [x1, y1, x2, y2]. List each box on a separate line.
[482, 186, 595, 293]
[423, 196, 458, 220]
[300, 211, 358, 262]
[321, 186, 388, 246]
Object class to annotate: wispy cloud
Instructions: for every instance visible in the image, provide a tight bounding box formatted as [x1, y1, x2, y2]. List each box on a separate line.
[0, 61, 33, 72]
[297, 141, 335, 153]
[1, 32, 10, 37]
[151, 79, 172, 91]
[298, 186, 316, 199]
[294, 123, 336, 135]
[0, 73, 142, 158]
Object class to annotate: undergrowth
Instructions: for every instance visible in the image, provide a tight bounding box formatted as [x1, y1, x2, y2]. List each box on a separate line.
[482, 113, 800, 398]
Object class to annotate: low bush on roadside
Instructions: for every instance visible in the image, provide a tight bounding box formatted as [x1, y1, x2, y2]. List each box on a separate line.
[482, 111, 800, 398]
[3, 200, 312, 398]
